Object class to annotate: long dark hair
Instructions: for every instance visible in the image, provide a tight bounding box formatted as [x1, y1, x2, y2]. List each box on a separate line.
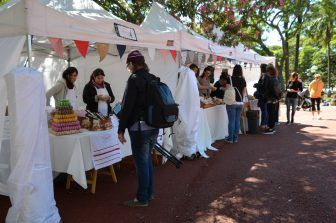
[90, 68, 105, 81]
[200, 66, 212, 78]
[62, 67, 78, 89]
[232, 64, 243, 78]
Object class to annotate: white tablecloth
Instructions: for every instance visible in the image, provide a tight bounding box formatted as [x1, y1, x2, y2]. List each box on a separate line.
[197, 105, 228, 157]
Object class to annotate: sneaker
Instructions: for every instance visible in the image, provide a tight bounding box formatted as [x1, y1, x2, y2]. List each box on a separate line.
[317, 116, 322, 120]
[123, 198, 149, 207]
[286, 121, 291, 125]
[263, 129, 275, 135]
[233, 139, 238, 143]
[275, 122, 280, 126]
[224, 138, 233, 143]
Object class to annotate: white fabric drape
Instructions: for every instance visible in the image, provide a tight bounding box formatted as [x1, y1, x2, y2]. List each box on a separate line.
[172, 67, 200, 157]
[5, 67, 60, 223]
[0, 35, 25, 196]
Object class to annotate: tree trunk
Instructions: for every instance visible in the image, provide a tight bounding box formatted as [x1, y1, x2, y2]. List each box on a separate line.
[294, 33, 300, 73]
[283, 40, 290, 83]
[327, 42, 331, 88]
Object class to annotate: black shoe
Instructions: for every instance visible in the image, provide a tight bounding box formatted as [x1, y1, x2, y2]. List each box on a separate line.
[291, 119, 294, 124]
[264, 129, 275, 134]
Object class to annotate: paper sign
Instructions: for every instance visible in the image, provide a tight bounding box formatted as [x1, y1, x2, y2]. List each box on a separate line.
[114, 23, 137, 41]
[90, 129, 122, 170]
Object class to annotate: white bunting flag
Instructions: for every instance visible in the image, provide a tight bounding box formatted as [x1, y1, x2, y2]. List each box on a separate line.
[148, 47, 156, 61]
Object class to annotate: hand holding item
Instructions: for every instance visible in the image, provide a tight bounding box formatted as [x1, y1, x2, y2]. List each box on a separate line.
[118, 132, 126, 144]
[97, 95, 105, 101]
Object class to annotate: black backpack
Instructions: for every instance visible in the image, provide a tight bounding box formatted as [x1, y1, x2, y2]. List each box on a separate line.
[141, 73, 179, 128]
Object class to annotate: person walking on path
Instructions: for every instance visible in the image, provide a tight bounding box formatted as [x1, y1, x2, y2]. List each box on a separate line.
[285, 72, 303, 125]
[118, 50, 159, 207]
[264, 64, 281, 134]
[309, 74, 324, 119]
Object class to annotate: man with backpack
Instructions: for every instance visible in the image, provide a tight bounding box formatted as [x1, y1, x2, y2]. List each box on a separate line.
[118, 50, 178, 207]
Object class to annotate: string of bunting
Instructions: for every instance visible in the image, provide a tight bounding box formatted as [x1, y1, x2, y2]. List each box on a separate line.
[47, 37, 179, 63]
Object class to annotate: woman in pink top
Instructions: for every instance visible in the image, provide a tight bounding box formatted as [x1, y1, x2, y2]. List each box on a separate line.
[309, 74, 324, 119]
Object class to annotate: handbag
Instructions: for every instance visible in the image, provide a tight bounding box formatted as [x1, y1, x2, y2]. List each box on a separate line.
[223, 76, 242, 105]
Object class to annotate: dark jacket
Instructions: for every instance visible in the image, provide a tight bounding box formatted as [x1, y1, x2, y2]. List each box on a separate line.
[264, 76, 281, 103]
[254, 73, 270, 103]
[82, 81, 115, 114]
[286, 80, 303, 98]
[118, 68, 156, 134]
[210, 81, 225, 99]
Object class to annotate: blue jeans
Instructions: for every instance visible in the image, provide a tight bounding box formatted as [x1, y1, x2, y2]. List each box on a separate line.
[285, 97, 298, 122]
[129, 129, 159, 203]
[259, 101, 268, 126]
[226, 104, 243, 141]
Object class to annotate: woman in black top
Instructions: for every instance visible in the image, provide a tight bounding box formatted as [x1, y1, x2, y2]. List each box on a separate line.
[82, 68, 115, 116]
[285, 72, 303, 124]
[264, 64, 281, 134]
[210, 75, 227, 99]
[225, 65, 246, 143]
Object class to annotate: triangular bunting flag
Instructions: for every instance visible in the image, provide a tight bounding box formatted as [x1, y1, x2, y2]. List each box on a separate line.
[96, 43, 109, 62]
[74, 40, 89, 58]
[160, 49, 167, 64]
[211, 54, 217, 64]
[181, 51, 187, 65]
[169, 50, 177, 62]
[48, 37, 64, 59]
[116, 44, 126, 59]
[148, 48, 156, 61]
[188, 51, 195, 62]
[197, 53, 203, 65]
[217, 55, 223, 63]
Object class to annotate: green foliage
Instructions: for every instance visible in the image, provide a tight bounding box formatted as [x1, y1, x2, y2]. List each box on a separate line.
[0, 0, 10, 6]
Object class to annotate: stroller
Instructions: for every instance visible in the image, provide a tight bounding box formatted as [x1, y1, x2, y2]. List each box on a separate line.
[297, 89, 311, 111]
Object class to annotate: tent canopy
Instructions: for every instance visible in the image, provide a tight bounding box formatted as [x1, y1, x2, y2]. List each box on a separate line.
[141, 2, 271, 64]
[0, 0, 180, 50]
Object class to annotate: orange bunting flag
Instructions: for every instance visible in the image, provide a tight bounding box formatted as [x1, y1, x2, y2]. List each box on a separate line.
[169, 50, 177, 62]
[96, 43, 109, 62]
[74, 40, 89, 58]
[48, 37, 64, 59]
[160, 49, 167, 64]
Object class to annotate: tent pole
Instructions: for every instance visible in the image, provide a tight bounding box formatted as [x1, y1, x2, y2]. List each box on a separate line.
[67, 46, 71, 67]
[26, 35, 32, 67]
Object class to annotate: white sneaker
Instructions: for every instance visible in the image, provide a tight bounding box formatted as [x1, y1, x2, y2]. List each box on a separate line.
[317, 116, 322, 120]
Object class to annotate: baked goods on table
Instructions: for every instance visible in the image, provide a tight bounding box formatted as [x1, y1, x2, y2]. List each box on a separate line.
[200, 97, 224, 108]
[50, 100, 81, 135]
[80, 110, 112, 131]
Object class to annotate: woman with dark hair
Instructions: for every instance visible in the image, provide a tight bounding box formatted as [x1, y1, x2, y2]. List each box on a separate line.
[189, 63, 199, 77]
[118, 50, 159, 207]
[264, 64, 281, 134]
[197, 67, 213, 97]
[46, 66, 79, 108]
[82, 68, 115, 116]
[285, 72, 303, 124]
[225, 64, 246, 143]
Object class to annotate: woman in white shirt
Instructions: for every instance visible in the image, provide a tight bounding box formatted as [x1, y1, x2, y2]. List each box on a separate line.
[46, 67, 79, 109]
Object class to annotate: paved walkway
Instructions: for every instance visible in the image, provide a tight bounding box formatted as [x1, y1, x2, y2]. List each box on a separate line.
[1, 105, 335, 222]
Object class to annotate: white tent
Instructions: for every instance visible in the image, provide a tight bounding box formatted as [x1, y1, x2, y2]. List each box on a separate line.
[0, 0, 181, 221]
[141, 2, 272, 64]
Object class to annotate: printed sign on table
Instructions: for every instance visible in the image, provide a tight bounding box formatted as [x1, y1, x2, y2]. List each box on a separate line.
[89, 130, 122, 170]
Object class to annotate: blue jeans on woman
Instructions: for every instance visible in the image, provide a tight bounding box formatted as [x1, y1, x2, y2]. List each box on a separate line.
[259, 101, 268, 126]
[129, 129, 159, 204]
[226, 104, 244, 142]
